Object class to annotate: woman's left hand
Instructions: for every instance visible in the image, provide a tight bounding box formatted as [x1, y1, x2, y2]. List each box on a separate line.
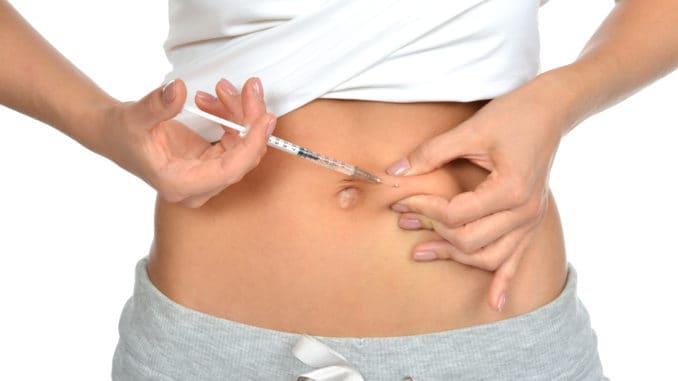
[386, 73, 574, 311]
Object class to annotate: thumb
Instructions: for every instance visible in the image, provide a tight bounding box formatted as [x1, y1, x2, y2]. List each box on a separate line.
[385, 124, 478, 177]
[131, 79, 187, 126]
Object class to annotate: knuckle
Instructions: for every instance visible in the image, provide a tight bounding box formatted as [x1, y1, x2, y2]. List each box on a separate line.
[458, 241, 474, 255]
[415, 141, 439, 168]
[434, 245, 453, 259]
[458, 224, 483, 252]
[444, 231, 464, 252]
[477, 253, 503, 271]
[474, 256, 494, 272]
[455, 230, 476, 254]
[443, 207, 458, 226]
[488, 257, 504, 271]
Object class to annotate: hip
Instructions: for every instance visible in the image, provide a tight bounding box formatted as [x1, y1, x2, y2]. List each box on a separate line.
[114, 257, 605, 380]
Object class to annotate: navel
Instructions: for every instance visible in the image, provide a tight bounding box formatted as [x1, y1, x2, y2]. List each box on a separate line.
[337, 187, 360, 209]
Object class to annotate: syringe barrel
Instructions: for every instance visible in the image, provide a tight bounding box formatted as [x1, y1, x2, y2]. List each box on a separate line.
[310, 151, 355, 176]
[267, 135, 300, 155]
[266, 136, 355, 177]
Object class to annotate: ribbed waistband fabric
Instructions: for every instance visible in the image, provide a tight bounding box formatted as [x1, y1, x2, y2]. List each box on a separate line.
[112, 256, 607, 380]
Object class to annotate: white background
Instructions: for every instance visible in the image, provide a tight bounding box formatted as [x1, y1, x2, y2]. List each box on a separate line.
[0, 1, 676, 379]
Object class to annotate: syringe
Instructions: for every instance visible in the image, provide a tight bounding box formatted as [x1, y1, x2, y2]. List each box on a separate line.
[184, 106, 399, 187]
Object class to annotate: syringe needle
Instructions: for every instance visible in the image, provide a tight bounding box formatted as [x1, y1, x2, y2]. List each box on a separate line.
[352, 167, 399, 187]
[373, 177, 400, 187]
[380, 179, 400, 188]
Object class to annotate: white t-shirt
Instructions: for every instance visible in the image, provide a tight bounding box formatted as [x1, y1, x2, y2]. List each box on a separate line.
[164, 0, 544, 141]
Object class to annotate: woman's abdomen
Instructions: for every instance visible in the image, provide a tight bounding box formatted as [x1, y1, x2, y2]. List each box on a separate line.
[147, 99, 567, 336]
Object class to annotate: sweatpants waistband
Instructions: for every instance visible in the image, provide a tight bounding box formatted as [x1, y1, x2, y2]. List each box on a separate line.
[113, 256, 607, 380]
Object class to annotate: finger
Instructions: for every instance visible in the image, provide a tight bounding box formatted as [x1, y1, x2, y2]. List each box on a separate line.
[195, 90, 241, 150]
[391, 172, 537, 227]
[385, 124, 484, 176]
[219, 112, 276, 178]
[162, 112, 276, 198]
[213, 78, 244, 123]
[413, 225, 529, 273]
[397, 212, 436, 231]
[487, 234, 531, 311]
[131, 79, 187, 126]
[219, 127, 243, 151]
[409, 240, 458, 262]
[444, 172, 532, 226]
[240, 77, 267, 129]
[196, 88, 239, 123]
[401, 205, 534, 254]
[391, 194, 450, 225]
[409, 222, 532, 313]
[449, 209, 532, 253]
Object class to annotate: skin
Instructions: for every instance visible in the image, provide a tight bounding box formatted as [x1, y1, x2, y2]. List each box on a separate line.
[1, 0, 676, 312]
[385, 0, 678, 310]
[169, 83, 566, 336]
[0, 2, 276, 210]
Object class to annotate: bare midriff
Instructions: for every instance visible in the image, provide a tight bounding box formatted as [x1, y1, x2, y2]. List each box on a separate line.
[147, 99, 568, 337]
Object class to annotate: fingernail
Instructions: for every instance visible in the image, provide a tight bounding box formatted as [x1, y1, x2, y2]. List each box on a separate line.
[162, 80, 176, 105]
[390, 203, 410, 213]
[386, 158, 410, 176]
[218, 78, 238, 96]
[196, 90, 217, 103]
[252, 77, 263, 100]
[399, 217, 421, 229]
[497, 293, 506, 312]
[266, 117, 277, 136]
[414, 251, 436, 261]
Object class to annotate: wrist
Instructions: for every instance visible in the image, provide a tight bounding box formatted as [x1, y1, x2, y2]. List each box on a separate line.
[530, 67, 593, 136]
[79, 95, 123, 161]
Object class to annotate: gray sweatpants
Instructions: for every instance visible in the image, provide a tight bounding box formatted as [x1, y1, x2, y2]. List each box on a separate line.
[112, 257, 607, 380]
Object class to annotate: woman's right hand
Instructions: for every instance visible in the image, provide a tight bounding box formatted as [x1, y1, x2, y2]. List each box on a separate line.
[103, 77, 276, 208]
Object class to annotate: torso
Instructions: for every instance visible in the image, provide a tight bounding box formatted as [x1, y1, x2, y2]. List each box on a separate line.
[147, 99, 567, 337]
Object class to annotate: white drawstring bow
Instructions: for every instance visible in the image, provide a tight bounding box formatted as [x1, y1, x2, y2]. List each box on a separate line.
[293, 335, 366, 381]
